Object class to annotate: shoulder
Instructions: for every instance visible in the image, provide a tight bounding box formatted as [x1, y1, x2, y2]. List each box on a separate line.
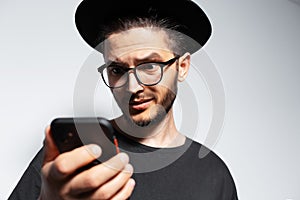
[186, 138, 227, 163]
[183, 138, 236, 184]
[178, 139, 238, 198]
[8, 147, 44, 200]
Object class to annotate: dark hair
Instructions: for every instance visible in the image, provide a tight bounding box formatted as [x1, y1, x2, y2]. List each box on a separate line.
[96, 16, 191, 55]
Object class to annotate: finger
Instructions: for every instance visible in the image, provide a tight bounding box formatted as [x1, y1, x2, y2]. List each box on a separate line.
[86, 164, 133, 199]
[75, 178, 135, 200]
[49, 144, 102, 180]
[68, 152, 129, 194]
[111, 178, 136, 200]
[42, 126, 60, 165]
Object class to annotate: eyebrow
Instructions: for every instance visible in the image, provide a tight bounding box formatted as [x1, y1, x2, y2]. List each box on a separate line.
[106, 52, 164, 67]
[134, 52, 164, 64]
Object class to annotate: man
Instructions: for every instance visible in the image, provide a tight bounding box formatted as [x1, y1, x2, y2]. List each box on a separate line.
[9, 0, 238, 199]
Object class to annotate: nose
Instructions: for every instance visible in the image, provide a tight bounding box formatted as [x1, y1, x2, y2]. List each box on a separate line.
[127, 71, 143, 93]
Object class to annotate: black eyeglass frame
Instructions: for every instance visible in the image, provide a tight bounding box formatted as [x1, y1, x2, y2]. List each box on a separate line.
[97, 56, 180, 89]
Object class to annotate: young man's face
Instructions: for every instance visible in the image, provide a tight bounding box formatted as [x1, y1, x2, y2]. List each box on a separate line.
[103, 28, 183, 127]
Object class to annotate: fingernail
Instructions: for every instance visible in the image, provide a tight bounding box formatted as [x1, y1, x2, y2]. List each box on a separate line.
[87, 144, 102, 157]
[129, 178, 136, 187]
[119, 152, 129, 164]
[124, 164, 133, 173]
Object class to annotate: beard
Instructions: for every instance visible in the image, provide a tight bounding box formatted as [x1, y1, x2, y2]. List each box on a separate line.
[131, 88, 177, 127]
[114, 84, 178, 128]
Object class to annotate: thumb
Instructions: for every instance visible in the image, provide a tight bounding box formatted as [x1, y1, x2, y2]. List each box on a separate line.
[42, 126, 60, 166]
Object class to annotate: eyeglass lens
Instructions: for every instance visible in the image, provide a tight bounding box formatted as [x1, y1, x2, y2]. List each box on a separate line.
[102, 62, 163, 88]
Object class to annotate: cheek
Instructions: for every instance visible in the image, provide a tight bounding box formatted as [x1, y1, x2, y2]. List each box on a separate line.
[156, 70, 178, 95]
[111, 89, 126, 105]
[152, 86, 170, 103]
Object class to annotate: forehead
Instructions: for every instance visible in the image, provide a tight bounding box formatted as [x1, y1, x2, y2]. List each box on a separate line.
[103, 28, 173, 60]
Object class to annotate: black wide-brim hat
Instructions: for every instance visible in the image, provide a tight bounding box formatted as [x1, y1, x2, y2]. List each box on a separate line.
[75, 0, 212, 54]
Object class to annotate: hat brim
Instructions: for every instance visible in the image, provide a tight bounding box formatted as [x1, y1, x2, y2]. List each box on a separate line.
[75, 0, 212, 54]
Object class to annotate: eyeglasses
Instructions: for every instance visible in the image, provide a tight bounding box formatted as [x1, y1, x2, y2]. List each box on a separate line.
[97, 56, 180, 89]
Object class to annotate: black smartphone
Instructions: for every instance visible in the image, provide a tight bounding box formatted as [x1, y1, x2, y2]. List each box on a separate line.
[50, 117, 118, 166]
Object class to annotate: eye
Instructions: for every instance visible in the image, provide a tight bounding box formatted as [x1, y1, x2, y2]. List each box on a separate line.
[138, 63, 160, 72]
[107, 65, 126, 76]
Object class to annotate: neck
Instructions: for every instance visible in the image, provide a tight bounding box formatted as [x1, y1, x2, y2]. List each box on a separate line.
[114, 109, 186, 148]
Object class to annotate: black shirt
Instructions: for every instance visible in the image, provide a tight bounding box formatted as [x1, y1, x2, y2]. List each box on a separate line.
[9, 134, 238, 200]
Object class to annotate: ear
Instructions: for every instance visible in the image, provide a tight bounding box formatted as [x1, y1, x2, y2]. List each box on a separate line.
[177, 52, 191, 82]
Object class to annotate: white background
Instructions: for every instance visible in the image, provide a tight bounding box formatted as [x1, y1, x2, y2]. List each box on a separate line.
[1, 0, 300, 199]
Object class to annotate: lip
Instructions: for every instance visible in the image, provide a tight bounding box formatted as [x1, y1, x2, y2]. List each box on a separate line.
[129, 98, 153, 110]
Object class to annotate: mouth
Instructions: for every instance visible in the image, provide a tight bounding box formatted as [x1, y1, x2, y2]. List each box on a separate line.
[129, 98, 154, 111]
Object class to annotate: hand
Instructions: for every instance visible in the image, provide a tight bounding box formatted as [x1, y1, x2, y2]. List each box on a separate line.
[38, 126, 135, 200]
